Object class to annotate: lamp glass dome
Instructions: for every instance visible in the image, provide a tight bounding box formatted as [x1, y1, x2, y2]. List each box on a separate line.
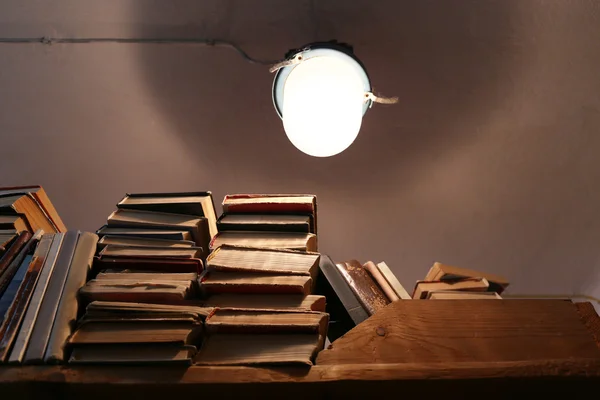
[273, 46, 372, 158]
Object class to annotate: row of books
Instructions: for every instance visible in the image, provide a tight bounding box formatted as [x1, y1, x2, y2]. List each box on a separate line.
[0, 186, 511, 366]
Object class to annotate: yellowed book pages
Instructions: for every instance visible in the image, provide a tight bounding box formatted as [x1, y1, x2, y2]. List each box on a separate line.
[428, 290, 502, 299]
[195, 333, 323, 366]
[203, 294, 325, 312]
[210, 232, 317, 252]
[205, 310, 328, 334]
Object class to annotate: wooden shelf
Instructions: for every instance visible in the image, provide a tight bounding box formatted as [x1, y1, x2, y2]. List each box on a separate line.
[1, 300, 599, 399]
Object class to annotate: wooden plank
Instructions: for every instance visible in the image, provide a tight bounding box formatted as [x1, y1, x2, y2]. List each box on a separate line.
[0, 361, 600, 399]
[317, 300, 600, 364]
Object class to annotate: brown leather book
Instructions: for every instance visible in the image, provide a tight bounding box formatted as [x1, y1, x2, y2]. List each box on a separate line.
[336, 260, 390, 316]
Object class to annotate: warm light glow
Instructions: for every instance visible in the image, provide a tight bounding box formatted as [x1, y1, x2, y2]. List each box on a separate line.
[282, 56, 366, 157]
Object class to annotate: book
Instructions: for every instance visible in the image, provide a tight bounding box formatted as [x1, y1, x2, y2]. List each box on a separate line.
[425, 262, 509, 294]
[222, 194, 316, 215]
[69, 343, 195, 365]
[201, 271, 312, 295]
[93, 257, 203, 274]
[0, 214, 31, 233]
[82, 301, 212, 320]
[314, 255, 368, 341]
[412, 278, 490, 299]
[98, 244, 204, 260]
[23, 231, 80, 364]
[0, 194, 57, 234]
[69, 320, 203, 346]
[336, 260, 390, 316]
[207, 245, 320, 278]
[106, 209, 210, 258]
[0, 231, 33, 289]
[374, 261, 412, 300]
[194, 333, 323, 366]
[0, 233, 18, 255]
[67, 301, 209, 365]
[427, 290, 502, 299]
[116, 192, 218, 240]
[0, 231, 35, 297]
[222, 194, 317, 233]
[205, 309, 329, 334]
[79, 272, 197, 304]
[203, 294, 326, 312]
[0, 186, 66, 232]
[44, 232, 98, 363]
[96, 226, 193, 242]
[363, 261, 399, 302]
[0, 231, 48, 362]
[8, 233, 63, 364]
[210, 231, 317, 252]
[97, 235, 195, 250]
[217, 214, 311, 233]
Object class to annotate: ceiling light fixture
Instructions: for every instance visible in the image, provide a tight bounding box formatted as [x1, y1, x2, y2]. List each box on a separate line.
[272, 42, 397, 157]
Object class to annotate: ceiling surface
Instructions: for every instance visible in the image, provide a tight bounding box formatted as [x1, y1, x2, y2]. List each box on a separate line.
[1, 0, 599, 298]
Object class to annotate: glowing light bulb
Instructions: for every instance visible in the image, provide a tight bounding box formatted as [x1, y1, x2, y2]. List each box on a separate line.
[281, 56, 366, 157]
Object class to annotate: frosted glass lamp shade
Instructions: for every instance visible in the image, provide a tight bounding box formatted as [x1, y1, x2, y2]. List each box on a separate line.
[273, 44, 372, 157]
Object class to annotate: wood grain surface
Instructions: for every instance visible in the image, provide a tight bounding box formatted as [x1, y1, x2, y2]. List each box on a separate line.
[317, 299, 600, 364]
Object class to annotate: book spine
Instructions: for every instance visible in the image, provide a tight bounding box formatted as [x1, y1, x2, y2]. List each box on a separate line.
[8, 233, 62, 364]
[0, 245, 45, 362]
[44, 232, 98, 363]
[23, 231, 79, 364]
[0, 231, 32, 281]
[363, 262, 399, 302]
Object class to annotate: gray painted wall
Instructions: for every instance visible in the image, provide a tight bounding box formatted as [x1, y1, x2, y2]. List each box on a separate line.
[1, 0, 599, 297]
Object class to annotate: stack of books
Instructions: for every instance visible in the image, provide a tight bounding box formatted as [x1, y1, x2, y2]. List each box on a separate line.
[196, 244, 328, 365]
[66, 192, 219, 365]
[211, 194, 318, 252]
[97, 192, 219, 259]
[411, 262, 509, 299]
[68, 301, 212, 365]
